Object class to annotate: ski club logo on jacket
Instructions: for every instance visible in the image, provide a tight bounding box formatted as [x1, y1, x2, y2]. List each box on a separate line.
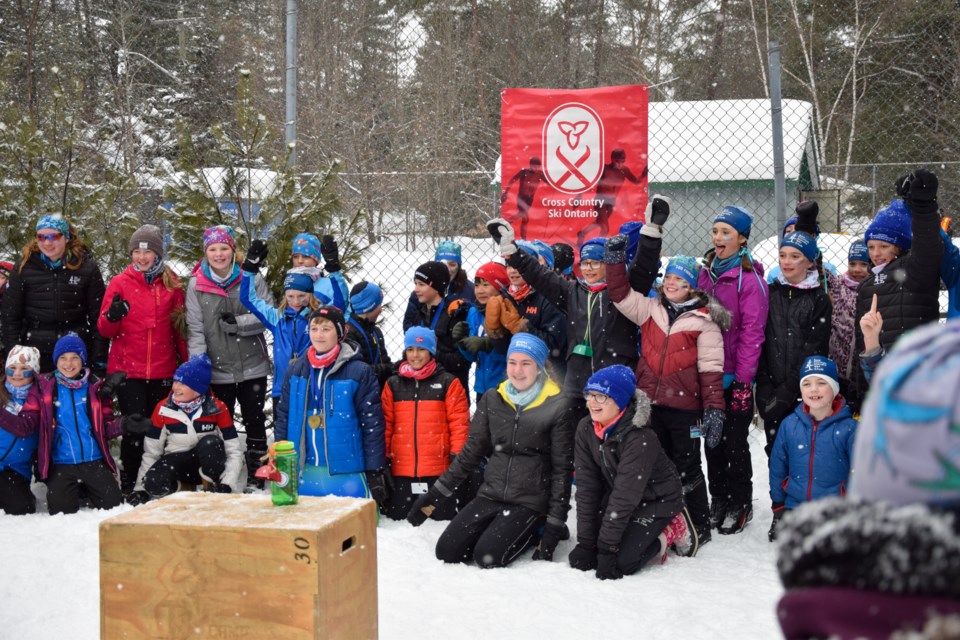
[543, 103, 604, 193]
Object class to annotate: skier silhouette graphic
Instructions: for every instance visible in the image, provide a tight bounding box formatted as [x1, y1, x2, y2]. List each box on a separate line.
[500, 157, 545, 240]
[577, 148, 647, 245]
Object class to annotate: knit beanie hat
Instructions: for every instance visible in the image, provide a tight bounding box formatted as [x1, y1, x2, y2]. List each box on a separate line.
[203, 225, 236, 251]
[283, 270, 314, 294]
[714, 205, 753, 239]
[507, 333, 548, 370]
[516, 240, 539, 260]
[291, 233, 322, 262]
[310, 305, 346, 341]
[53, 332, 87, 366]
[414, 261, 450, 298]
[618, 220, 644, 264]
[579, 237, 607, 262]
[664, 255, 702, 289]
[36, 214, 70, 239]
[865, 200, 912, 251]
[475, 262, 509, 290]
[129, 224, 164, 258]
[584, 365, 636, 411]
[799, 355, 839, 397]
[174, 353, 213, 396]
[532, 240, 555, 268]
[350, 282, 384, 315]
[435, 240, 462, 265]
[404, 327, 437, 356]
[848, 240, 870, 264]
[781, 230, 820, 262]
[850, 320, 960, 508]
[0, 261, 13, 279]
[6, 345, 40, 374]
[551, 243, 574, 275]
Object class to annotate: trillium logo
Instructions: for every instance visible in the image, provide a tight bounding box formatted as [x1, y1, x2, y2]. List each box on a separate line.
[542, 102, 604, 193]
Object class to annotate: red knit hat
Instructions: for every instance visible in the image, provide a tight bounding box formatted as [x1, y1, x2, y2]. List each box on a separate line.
[475, 262, 509, 290]
[0, 261, 13, 279]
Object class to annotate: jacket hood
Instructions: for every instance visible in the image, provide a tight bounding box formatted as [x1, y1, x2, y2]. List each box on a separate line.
[496, 375, 561, 410]
[659, 289, 733, 331]
[605, 389, 653, 441]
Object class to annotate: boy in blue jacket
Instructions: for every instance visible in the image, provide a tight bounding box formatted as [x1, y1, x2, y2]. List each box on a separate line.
[768, 356, 856, 541]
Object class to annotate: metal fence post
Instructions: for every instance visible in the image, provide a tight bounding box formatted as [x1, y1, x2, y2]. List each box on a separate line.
[768, 41, 787, 232]
[285, 0, 298, 169]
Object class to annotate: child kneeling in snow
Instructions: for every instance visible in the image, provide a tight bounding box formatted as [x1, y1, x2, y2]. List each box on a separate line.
[0, 346, 41, 514]
[569, 365, 693, 580]
[767, 356, 856, 541]
[126, 354, 244, 505]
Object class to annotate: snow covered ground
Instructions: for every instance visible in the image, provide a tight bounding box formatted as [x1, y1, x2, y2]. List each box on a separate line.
[0, 426, 782, 640]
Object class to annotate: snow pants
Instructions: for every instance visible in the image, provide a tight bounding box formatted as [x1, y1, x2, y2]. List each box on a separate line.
[649, 406, 710, 539]
[0, 467, 35, 515]
[46, 460, 122, 515]
[435, 497, 544, 568]
[705, 387, 754, 509]
[616, 513, 674, 575]
[116, 377, 171, 493]
[142, 436, 226, 496]
[211, 377, 268, 451]
[382, 475, 458, 522]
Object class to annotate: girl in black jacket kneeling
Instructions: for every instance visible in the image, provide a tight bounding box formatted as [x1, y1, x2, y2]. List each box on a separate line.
[569, 365, 693, 580]
[407, 333, 573, 568]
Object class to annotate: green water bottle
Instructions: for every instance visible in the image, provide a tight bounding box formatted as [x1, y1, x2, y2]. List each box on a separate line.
[271, 440, 299, 506]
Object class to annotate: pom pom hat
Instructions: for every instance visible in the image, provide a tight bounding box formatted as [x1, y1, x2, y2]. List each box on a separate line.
[53, 333, 87, 366]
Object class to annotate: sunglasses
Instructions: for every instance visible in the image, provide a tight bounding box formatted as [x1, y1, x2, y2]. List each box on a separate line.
[583, 391, 611, 405]
[36, 232, 64, 243]
[5, 367, 35, 378]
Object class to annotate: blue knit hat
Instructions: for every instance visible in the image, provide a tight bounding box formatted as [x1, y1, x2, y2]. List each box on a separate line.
[283, 270, 314, 293]
[53, 332, 86, 366]
[848, 240, 869, 264]
[435, 240, 462, 265]
[579, 237, 607, 262]
[781, 230, 820, 262]
[174, 353, 213, 396]
[714, 205, 753, 239]
[850, 320, 960, 507]
[799, 355, 839, 396]
[350, 282, 384, 315]
[291, 233, 322, 262]
[618, 220, 644, 264]
[507, 333, 548, 370]
[865, 200, 912, 251]
[584, 365, 636, 411]
[516, 240, 539, 259]
[664, 255, 701, 289]
[36, 214, 70, 239]
[531, 240, 555, 268]
[404, 327, 437, 356]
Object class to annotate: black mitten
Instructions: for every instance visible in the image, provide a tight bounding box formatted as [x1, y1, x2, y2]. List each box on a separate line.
[242, 239, 269, 272]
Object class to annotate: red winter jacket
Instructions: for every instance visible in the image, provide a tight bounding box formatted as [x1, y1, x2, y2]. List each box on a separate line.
[382, 365, 470, 478]
[97, 265, 188, 380]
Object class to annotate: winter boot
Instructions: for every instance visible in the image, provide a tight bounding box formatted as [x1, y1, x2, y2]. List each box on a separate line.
[718, 503, 753, 535]
[709, 499, 729, 530]
[661, 509, 696, 560]
[245, 447, 268, 490]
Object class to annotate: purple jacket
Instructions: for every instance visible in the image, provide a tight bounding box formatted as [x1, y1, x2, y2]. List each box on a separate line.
[22, 373, 122, 480]
[697, 261, 768, 383]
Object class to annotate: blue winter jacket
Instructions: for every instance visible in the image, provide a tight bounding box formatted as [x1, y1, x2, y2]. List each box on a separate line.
[0, 386, 40, 479]
[938, 229, 960, 320]
[315, 271, 350, 313]
[769, 399, 857, 509]
[458, 305, 507, 395]
[240, 272, 312, 397]
[275, 343, 386, 475]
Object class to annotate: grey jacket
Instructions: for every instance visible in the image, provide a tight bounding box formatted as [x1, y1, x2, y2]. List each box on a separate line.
[185, 265, 273, 384]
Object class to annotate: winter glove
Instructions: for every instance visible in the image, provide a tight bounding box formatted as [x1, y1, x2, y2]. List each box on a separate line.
[321, 235, 341, 273]
[447, 298, 468, 318]
[98, 371, 127, 400]
[895, 174, 911, 197]
[595, 550, 623, 580]
[702, 407, 725, 449]
[728, 380, 754, 415]
[406, 486, 447, 526]
[484, 296, 504, 333]
[486, 218, 517, 256]
[568, 544, 598, 571]
[366, 469, 392, 506]
[122, 413, 154, 436]
[649, 194, 672, 226]
[769, 504, 786, 542]
[105, 293, 130, 323]
[498, 297, 524, 334]
[532, 522, 565, 562]
[219, 311, 238, 335]
[794, 200, 820, 235]
[205, 483, 232, 494]
[906, 168, 938, 214]
[450, 321, 471, 344]
[604, 233, 629, 265]
[459, 336, 493, 355]
[242, 239, 269, 273]
[126, 490, 150, 506]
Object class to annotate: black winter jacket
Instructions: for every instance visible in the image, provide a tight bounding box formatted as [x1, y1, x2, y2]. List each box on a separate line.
[756, 280, 832, 425]
[434, 378, 573, 526]
[506, 250, 638, 393]
[1, 251, 108, 371]
[344, 315, 394, 387]
[501, 287, 568, 378]
[574, 390, 684, 552]
[410, 298, 471, 392]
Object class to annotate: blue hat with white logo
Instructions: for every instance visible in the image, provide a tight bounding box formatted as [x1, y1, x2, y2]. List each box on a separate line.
[404, 326, 437, 356]
[714, 205, 753, 239]
[507, 333, 548, 370]
[665, 255, 701, 289]
[799, 355, 839, 396]
[848, 240, 869, 264]
[781, 231, 820, 263]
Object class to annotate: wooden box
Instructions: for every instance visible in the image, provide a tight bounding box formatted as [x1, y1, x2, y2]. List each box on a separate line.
[100, 493, 378, 639]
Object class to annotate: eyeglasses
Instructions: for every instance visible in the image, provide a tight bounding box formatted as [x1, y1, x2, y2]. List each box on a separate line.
[36, 232, 64, 243]
[580, 260, 603, 270]
[583, 391, 611, 405]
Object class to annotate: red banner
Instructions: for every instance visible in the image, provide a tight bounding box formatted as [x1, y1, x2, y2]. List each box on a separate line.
[500, 85, 649, 248]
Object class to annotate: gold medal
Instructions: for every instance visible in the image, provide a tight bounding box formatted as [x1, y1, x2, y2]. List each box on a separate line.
[308, 413, 322, 429]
